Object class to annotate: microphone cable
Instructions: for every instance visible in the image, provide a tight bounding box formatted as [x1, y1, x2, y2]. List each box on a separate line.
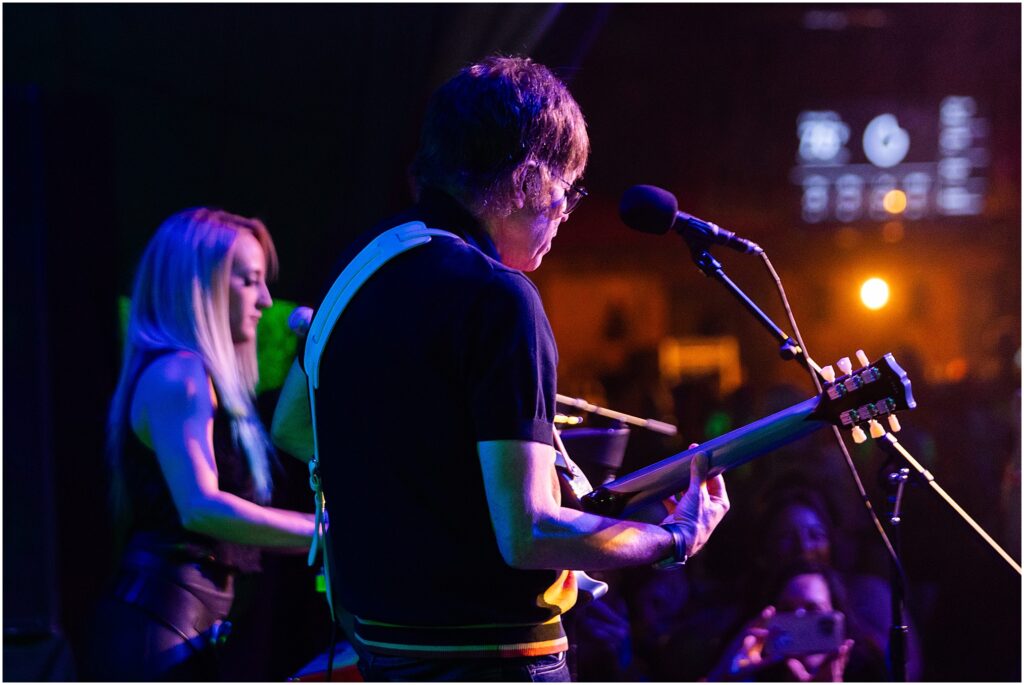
[757, 250, 908, 589]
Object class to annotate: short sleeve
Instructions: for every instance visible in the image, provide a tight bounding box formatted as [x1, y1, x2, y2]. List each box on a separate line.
[464, 272, 558, 445]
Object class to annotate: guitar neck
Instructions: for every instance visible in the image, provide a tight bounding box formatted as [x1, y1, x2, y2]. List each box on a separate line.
[581, 396, 826, 517]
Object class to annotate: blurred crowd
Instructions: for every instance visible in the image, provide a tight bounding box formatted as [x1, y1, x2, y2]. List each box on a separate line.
[562, 346, 1020, 681]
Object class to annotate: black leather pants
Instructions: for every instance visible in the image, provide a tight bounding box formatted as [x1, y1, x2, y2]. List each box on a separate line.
[80, 546, 235, 681]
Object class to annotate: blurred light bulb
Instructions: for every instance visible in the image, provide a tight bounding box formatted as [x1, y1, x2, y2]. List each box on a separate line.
[861, 278, 890, 310]
[882, 189, 908, 214]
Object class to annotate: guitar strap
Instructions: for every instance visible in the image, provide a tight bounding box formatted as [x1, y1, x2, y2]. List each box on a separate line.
[302, 221, 461, 619]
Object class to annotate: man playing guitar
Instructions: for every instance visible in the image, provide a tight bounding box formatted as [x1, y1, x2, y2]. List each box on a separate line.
[272, 56, 729, 682]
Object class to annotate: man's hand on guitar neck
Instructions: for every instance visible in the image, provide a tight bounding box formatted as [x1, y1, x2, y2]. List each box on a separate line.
[661, 447, 730, 558]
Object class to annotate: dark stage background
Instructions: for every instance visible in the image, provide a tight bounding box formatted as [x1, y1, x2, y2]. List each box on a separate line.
[4, 4, 1021, 681]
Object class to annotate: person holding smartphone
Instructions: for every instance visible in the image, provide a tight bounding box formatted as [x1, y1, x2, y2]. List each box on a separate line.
[705, 561, 890, 682]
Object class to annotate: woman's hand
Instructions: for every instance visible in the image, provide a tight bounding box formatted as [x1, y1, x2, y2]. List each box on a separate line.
[706, 605, 855, 683]
[784, 639, 854, 682]
[705, 605, 779, 681]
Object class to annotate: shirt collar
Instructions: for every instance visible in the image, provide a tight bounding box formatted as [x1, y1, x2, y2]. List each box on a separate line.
[415, 188, 500, 263]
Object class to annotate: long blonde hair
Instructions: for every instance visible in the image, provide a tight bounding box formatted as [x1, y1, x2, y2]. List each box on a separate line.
[108, 208, 279, 521]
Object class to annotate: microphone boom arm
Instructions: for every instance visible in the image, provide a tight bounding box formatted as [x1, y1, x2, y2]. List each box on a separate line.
[875, 431, 1022, 575]
[686, 240, 821, 374]
[555, 394, 678, 436]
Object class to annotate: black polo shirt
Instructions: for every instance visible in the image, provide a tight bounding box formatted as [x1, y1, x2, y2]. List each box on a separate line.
[311, 190, 572, 657]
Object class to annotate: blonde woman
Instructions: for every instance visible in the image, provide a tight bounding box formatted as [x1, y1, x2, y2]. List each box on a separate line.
[82, 208, 315, 680]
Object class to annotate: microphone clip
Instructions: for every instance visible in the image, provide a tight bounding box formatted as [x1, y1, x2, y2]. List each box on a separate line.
[680, 214, 763, 255]
[684, 237, 725, 278]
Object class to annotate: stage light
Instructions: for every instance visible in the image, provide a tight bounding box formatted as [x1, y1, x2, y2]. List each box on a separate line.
[863, 114, 910, 168]
[793, 97, 988, 223]
[860, 278, 890, 310]
[882, 189, 907, 214]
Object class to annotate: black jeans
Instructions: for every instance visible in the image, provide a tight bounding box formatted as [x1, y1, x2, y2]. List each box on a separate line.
[356, 650, 571, 682]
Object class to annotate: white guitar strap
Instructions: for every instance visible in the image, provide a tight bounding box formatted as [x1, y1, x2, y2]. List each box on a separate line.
[302, 221, 461, 619]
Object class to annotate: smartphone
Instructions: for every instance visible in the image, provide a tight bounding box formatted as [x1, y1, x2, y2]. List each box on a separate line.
[762, 610, 845, 658]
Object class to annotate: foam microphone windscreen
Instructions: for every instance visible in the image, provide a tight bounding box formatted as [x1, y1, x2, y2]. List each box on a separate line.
[619, 184, 679, 235]
[288, 306, 314, 336]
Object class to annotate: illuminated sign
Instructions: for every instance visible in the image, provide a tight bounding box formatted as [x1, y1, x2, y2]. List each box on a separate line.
[791, 97, 988, 223]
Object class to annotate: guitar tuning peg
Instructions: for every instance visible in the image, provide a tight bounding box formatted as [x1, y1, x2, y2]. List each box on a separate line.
[856, 349, 870, 368]
[820, 365, 836, 383]
[851, 425, 868, 444]
[888, 414, 902, 433]
[869, 419, 885, 438]
[837, 357, 853, 376]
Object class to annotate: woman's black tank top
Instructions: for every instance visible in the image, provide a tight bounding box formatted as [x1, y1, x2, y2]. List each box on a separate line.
[121, 350, 262, 573]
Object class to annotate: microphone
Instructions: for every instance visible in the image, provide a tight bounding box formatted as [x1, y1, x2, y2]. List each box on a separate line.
[288, 306, 314, 337]
[619, 185, 763, 254]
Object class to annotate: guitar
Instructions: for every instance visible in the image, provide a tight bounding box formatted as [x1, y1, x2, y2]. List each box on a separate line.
[559, 351, 916, 519]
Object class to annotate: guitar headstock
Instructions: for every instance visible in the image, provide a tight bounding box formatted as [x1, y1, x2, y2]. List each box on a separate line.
[815, 350, 916, 443]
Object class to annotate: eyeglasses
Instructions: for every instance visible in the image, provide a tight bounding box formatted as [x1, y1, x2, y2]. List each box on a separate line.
[559, 179, 588, 215]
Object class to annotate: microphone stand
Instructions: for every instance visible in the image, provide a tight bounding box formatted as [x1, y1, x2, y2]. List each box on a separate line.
[686, 243, 819, 373]
[874, 431, 1022, 680]
[884, 465, 912, 683]
[684, 237, 912, 679]
[685, 237, 1023, 678]
[875, 432, 1022, 576]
